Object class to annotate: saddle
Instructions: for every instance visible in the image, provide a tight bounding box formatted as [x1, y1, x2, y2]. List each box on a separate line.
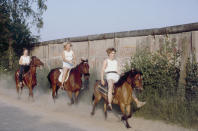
[58, 69, 71, 82]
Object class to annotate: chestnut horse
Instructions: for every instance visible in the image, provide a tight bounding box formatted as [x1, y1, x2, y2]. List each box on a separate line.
[91, 69, 143, 128]
[47, 59, 90, 103]
[15, 56, 44, 99]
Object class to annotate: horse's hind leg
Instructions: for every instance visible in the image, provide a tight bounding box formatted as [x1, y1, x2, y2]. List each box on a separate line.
[67, 90, 74, 105]
[104, 102, 108, 119]
[55, 85, 59, 99]
[74, 90, 80, 104]
[16, 85, 21, 99]
[91, 93, 101, 116]
[52, 84, 57, 102]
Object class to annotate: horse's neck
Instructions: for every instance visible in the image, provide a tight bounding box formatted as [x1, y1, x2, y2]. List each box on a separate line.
[75, 65, 82, 76]
[115, 81, 131, 94]
[30, 66, 37, 76]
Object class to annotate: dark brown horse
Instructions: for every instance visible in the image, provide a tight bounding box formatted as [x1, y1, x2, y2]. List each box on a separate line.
[47, 59, 90, 103]
[15, 56, 44, 99]
[91, 69, 143, 128]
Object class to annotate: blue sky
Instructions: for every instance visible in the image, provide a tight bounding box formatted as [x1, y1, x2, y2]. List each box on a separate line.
[32, 0, 198, 41]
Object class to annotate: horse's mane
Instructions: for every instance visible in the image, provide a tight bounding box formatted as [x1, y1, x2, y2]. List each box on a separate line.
[114, 69, 142, 87]
[71, 60, 87, 72]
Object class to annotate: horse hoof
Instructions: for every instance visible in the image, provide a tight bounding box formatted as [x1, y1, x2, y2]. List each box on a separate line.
[91, 112, 94, 116]
[68, 102, 74, 105]
[105, 112, 107, 120]
[126, 124, 131, 128]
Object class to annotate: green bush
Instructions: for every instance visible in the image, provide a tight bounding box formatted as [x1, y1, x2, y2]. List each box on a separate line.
[126, 40, 198, 128]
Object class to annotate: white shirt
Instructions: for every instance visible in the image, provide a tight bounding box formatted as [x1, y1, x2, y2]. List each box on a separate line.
[21, 56, 30, 65]
[64, 50, 73, 61]
[105, 59, 118, 72]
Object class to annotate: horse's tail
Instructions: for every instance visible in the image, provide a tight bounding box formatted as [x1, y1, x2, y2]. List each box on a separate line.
[47, 68, 62, 88]
[47, 71, 52, 88]
[92, 94, 95, 102]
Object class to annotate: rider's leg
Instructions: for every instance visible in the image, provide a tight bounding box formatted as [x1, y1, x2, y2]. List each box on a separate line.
[132, 90, 146, 108]
[19, 65, 24, 86]
[61, 67, 68, 88]
[107, 79, 114, 110]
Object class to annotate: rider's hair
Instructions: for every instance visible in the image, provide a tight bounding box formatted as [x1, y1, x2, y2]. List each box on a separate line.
[64, 41, 72, 49]
[23, 48, 28, 54]
[106, 48, 116, 56]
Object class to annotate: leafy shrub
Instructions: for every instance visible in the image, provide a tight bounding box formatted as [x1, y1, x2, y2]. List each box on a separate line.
[126, 40, 198, 128]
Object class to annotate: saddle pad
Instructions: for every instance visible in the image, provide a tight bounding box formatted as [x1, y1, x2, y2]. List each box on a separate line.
[58, 69, 71, 82]
[97, 81, 108, 96]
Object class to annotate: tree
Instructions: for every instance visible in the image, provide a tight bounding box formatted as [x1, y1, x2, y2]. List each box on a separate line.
[0, 0, 47, 70]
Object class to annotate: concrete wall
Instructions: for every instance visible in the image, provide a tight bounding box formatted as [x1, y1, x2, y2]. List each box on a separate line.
[31, 23, 198, 79]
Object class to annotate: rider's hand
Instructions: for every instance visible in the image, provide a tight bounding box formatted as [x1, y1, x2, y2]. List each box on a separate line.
[101, 79, 105, 86]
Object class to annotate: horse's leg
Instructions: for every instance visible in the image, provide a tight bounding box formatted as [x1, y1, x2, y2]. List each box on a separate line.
[125, 104, 132, 128]
[74, 90, 80, 104]
[16, 84, 20, 99]
[20, 87, 23, 97]
[120, 103, 131, 128]
[28, 85, 34, 102]
[52, 84, 57, 102]
[104, 102, 108, 119]
[67, 90, 74, 105]
[91, 93, 101, 116]
[126, 104, 132, 118]
[55, 85, 59, 99]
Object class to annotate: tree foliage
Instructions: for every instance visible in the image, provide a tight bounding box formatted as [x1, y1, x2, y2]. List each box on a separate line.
[0, 0, 47, 70]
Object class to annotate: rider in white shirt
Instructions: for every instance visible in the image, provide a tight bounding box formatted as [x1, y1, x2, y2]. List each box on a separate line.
[18, 48, 30, 86]
[61, 42, 76, 88]
[101, 48, 145, 110]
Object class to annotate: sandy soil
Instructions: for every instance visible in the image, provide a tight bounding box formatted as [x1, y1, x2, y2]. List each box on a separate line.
[0, 74, 195, 131]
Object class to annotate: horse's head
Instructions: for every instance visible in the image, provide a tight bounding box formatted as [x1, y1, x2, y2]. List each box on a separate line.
[30, 56, 44, 67]
[127, 69, 143, 90]
[78, 58, 90, 80]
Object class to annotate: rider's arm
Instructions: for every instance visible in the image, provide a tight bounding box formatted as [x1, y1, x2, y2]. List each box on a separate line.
[62, 51, 70, 63]
[101, 59, 107, 85]
[19, 56, 23, 65]
[72, 51, 76, 65]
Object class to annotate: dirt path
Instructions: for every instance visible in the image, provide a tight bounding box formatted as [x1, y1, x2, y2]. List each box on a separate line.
[0, 88, 194, 131]
[0, 74, 195, 131]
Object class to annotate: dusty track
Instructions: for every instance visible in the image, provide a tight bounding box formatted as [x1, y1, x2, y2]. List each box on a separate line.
[0, 74, 194, 131]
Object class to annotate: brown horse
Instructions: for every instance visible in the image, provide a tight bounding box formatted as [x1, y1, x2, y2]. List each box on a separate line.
[15, 56, 44, 99]
[47, 59, 90, 103]
[91, 69, 143, 128]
